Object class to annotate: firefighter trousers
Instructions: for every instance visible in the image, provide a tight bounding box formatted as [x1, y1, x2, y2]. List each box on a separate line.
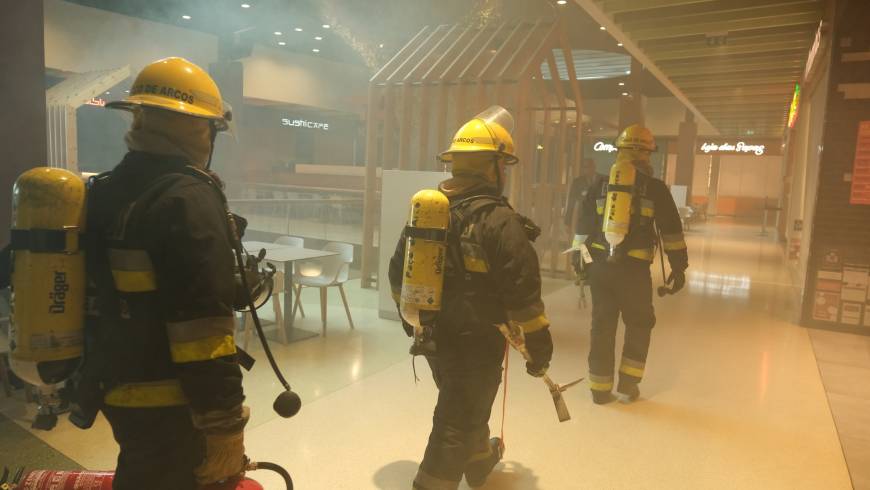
[103, 405, 204, 490]
[587, 260, 656, 393]
[414, 329, 505, 490]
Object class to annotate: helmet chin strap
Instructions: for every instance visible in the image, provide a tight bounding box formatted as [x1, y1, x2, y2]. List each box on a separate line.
[493, 154, 503, 193]
[205, 122, 218, 170]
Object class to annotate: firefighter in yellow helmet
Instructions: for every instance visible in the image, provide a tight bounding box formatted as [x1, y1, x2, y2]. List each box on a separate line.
[389, 106, 554, 489]
[574, 124, 688, 404]
[71, 57, 248, 488]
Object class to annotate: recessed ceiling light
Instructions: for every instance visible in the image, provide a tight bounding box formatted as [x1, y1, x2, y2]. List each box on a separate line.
[105, 91, 111, 95]
[621, 92, 629, 96]
[278, 41, 286, 46]
[556, 0, 567, 4]
[312, 48, 320, 53]
[181, 15, 191, 20]
[626, 70, 631, 74]
[124, 90, 130, 93]
[315, 36, 323, 41]
[274, 31, 282, 36]
[379, 43, 385, 48]
[617, 42, 623, 47]
[322, 24, 331, 29]
[295, 27, 303, 32]
[240, 3, 251, 8]
[600, 26, 606, 31]
[618, 82, 625, 86]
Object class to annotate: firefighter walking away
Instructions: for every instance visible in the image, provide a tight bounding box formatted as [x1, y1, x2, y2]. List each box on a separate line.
[72, 57, 249, 489]
[389, 106, 554, 489]
[575, 125, 688, 405]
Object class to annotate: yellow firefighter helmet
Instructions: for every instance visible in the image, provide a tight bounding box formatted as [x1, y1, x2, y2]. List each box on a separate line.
[107, 57, 230, 132]
[615, 124, 657, 152]
[439, 106, 518, 167]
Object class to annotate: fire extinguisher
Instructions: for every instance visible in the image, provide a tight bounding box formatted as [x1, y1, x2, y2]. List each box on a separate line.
[4, 461, 292, 489]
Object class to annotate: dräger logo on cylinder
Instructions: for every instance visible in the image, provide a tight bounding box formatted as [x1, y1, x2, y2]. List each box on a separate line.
[48, 271, 69, 314]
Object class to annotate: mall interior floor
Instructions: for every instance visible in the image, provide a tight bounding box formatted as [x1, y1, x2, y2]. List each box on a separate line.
[0, 218, 862, 489]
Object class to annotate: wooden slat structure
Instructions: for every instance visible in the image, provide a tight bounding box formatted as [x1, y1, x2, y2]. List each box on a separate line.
[360, 21, 585, 288]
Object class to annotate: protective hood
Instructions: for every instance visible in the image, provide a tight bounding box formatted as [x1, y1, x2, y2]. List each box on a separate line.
[616, 149, 654, 176]
[438, 175, 500, 199]
[124, 107, 212, 168]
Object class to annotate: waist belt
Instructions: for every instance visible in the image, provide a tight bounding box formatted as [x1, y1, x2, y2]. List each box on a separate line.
[104, 379, 188, 408]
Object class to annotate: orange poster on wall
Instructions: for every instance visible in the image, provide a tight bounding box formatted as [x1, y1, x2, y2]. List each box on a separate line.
[850, 121, 870, 205]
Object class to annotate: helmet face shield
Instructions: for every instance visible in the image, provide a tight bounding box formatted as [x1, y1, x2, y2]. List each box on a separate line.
[475, 105, 515, 136]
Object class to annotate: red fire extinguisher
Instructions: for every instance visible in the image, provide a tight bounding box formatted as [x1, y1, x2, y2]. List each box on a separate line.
[8, 461, 292, 490]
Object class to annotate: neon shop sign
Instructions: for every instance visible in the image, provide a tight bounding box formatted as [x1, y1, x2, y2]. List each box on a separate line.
[700, 141, 766, 156]
[281, 118, 329, 131]
[593, 141, 617, 153]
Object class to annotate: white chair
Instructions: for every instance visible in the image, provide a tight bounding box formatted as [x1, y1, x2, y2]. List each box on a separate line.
[291, 242, 355, 336]
[273, 236, 305, 318]
[275, 236, 304, 247]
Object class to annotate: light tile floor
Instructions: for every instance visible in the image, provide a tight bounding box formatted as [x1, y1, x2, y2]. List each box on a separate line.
[0, 218, 856, 489]
[810, 328, 870, 490]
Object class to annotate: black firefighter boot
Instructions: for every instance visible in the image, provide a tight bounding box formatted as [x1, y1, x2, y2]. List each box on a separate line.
[617, 378, 640, 403]
[464, 438, 505, 488]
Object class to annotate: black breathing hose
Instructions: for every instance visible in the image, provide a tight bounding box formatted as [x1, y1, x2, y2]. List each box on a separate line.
[228, 213, 301, 418]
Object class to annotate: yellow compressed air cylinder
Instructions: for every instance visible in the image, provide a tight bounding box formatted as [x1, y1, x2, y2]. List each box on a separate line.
[400, 190, 450, 333]
[602, 156, 636, 256]
[9, 167, 86, 387]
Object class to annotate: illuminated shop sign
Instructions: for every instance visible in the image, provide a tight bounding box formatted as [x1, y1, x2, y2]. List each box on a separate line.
[281, 118, 329, 131]
[788, 84, 801, 128]
[85, 98, 106, 107]
[699, 141, 766, 156]
[593, 141, 617, 153]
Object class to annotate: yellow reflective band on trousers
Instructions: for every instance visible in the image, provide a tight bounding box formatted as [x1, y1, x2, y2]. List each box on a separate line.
[596, 198, 605, 215]
[619, 357, 645, 378]
[589, 374, 613, 392]
[109, 248, 157, 292]
[591, 242, 607, 251]
[662, 232, 687, 251]
[104, 380, 188, 408]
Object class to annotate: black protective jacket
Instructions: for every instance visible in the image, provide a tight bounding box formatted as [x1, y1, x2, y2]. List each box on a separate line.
[389, 182, 551, 339]
[577, 171, 688, 271]
[80, 152, 243, 426]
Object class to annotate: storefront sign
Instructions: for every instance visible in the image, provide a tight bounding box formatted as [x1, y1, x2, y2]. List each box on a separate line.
[699, 141, 766, 156]
[281, 118, 329, 131]
[841, 263, 869, 326]
[85, 98, 106, 107]
[813, 269, 842, 322]
[787, 84, 801, 128]
[593, 141, 617, 153]
[849, 121, 870, 205]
